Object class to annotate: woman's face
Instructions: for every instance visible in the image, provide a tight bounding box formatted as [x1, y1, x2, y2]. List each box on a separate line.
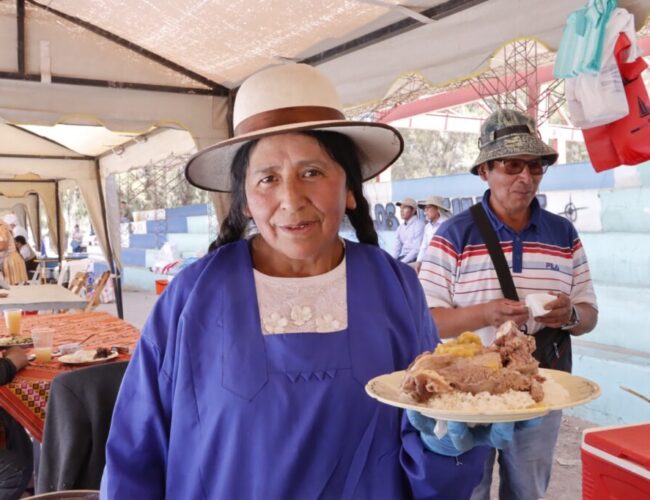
[244, 133, 356, 276]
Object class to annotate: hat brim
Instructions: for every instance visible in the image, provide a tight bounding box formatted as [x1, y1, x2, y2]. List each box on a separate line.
[417, 203, 451, 214]
[185, 120, 404, 192]
[470, 133, 558, 175]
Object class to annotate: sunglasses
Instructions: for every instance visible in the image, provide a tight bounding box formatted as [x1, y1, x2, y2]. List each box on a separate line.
[494, 158, 549, 176]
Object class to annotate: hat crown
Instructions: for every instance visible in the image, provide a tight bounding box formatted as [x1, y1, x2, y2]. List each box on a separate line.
[233, 64, 343, 131]
[479, 109, 537, 150]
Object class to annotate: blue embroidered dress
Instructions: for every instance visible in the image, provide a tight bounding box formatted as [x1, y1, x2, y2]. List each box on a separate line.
[101, 240, 488, 499]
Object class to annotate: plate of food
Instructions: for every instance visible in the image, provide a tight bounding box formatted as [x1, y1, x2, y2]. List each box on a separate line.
[365, 322, 600, 423]
[0, 336, 33, 349]
[58, 347, 119, 365]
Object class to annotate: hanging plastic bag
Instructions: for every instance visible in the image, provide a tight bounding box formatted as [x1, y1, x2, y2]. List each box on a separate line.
[554, 0, 617, 78]
[566, 8, 639, 128]
[582, 32, 650, 171]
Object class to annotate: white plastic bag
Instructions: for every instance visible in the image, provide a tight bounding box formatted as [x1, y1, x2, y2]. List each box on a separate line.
[566, 8, 640, 128]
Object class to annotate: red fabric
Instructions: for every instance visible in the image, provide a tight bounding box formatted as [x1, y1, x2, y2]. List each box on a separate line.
[0, 312, 139, 441]
[582, 33, 650, 172]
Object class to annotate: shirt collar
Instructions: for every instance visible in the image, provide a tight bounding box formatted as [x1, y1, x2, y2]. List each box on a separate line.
[481, 189, 540, 232]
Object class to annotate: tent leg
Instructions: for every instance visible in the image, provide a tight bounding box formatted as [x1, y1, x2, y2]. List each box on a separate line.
[114, 274, 124, 319]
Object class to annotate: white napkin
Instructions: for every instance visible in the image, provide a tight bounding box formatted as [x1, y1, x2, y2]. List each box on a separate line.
[525, 293, 556, 317]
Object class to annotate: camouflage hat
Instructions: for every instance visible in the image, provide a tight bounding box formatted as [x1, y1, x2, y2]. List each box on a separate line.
[470, 109, 558, 175]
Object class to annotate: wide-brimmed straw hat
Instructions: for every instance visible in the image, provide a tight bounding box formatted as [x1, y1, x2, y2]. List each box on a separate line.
[185, 64, 404, 192]
[470, 109, 558, 175]
[417, 196, 451, 215]
[395, 197, 418, 210]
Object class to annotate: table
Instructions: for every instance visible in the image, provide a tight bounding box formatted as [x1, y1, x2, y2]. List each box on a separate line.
[0, 284, 88, 311]
[0, 312, 140, 441]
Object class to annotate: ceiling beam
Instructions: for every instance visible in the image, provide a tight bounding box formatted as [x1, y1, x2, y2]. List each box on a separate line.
[25, 0, 229, 94]
[302, 0, 488, 66]
[0, 71, 225, 96]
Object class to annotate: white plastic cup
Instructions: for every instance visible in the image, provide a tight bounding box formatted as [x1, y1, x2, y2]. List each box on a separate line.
[4, 309, 22, 336]
[31, 327, 54, 362]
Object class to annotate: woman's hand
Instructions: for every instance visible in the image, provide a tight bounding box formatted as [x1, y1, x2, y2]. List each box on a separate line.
[535, 292, 572, 328]
[5, 347, 28, 371]
[482, 299, 529, 328]
[407, 410, 542, 456]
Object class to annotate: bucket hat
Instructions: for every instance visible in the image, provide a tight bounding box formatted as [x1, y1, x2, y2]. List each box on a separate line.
[470, 109, 558, 175]
[417, 196, 451, 215]
[1, 213, 17, 225]
[395, 197, 418, 210]
[185, 64, 404, 192]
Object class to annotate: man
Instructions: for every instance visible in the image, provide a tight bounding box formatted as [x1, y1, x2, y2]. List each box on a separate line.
[419, 109, 598, 500]
[70, 224, 84, 253]
[14, 236, 37, 274]
[391, 197, 425, 264]
[415, 196, 450, 271]
[0, 347, 33, 499]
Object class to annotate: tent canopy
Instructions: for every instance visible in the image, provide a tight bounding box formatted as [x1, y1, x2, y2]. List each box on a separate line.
[1, 0, 650, 275]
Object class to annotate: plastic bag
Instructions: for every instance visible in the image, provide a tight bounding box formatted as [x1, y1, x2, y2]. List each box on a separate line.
[554, 0, 617, 78]
[566, 8, 639, 128]
[582, 33, 650, 171]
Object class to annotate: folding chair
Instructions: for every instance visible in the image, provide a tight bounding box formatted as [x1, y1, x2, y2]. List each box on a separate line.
[67, 272, 88, 296]
[84, 271, 111, 312]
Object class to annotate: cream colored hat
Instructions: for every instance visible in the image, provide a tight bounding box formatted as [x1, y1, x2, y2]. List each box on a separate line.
[395, 197, 418, 210]
[1, 213, 17, 225]
[417, 196, 451, 215]
[185, 63, 404, 192]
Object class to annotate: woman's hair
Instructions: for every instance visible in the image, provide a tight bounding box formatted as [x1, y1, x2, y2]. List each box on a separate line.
[14, 235, 26, 245]
[209, 130, 378, 252]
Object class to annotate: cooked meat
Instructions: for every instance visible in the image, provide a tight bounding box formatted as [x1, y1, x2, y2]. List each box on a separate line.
[401, 322, 544, 403]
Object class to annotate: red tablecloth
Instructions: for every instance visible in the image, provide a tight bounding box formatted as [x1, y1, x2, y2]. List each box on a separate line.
[0, 312, 140, 441]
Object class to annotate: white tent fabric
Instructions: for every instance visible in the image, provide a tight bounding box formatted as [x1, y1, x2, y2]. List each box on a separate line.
[0, 194, 39, 244]
[1, 0, 650, 318]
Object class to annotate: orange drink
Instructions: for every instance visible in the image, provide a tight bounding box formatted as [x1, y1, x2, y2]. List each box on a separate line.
[3, 309, 21, 336]
[31, 327, 54, 363]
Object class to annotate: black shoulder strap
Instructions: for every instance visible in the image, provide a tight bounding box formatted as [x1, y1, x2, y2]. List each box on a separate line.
[470, 203, 519, 301]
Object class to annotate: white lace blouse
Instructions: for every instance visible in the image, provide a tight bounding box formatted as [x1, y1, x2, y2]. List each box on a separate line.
[253, 256, 348, 335]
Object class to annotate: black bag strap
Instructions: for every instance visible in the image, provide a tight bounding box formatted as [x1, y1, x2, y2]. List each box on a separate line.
[470, 203, 519, 301]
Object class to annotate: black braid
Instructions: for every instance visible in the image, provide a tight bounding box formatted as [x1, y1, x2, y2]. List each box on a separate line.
[209, 140, 258, 252]
[208, 131, 379, 252]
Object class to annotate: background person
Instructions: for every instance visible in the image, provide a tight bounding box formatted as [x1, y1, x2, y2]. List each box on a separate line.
[70, 224, 84, 253]
[0, 221, 27, 285]
[1, 214, 28, 241]
[13, 236, 37, 274]
[419, 108, 598, 500]
[0, 347, 34, 500]
[415, 196, 451, 272]
[391, 197, 425, 264]
[101, 64, 527, 499]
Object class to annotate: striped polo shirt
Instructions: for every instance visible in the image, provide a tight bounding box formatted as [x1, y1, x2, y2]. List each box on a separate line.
[419, 190, 598, 345]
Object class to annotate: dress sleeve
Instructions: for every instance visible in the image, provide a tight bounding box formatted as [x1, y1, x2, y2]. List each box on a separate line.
[399, 273, 489, 498]
[100, 265, 197, 498]
[100, 334, 170, 499]
[0, 358, 16, 385]
[400, 417, 490, 498]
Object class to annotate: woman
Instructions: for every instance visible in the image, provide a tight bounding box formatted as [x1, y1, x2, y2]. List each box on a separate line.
[0, 221, 27, 285]
[101, 64, 519, 499]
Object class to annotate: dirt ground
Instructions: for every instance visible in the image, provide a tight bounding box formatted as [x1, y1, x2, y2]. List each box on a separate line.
[100, 289, 594, 499]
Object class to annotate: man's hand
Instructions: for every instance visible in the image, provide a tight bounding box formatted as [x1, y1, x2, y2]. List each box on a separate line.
[482, 299, 529, 328]
[4, 347, 28, 371]
[535, 292, 572, 328]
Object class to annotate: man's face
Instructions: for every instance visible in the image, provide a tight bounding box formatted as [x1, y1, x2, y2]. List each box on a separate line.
[478, 155, 544, 218]
[400, 205, 415, 221]
[424, 205, 440, 222]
